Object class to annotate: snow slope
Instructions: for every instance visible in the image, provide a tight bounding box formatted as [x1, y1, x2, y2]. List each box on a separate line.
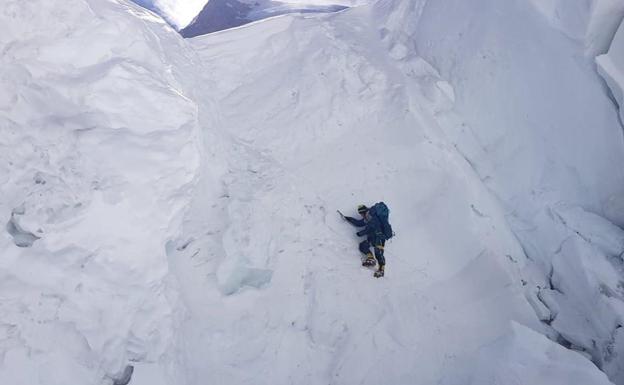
[2, 0, 624, 385]
[170, 1, 622, 384]
[378, 0, 624, 381]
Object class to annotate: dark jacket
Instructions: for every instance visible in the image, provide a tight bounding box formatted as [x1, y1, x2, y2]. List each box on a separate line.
[345, 215, 384, 242]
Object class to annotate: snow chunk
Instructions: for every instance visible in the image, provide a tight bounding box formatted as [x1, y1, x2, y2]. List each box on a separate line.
[217, 262, 273, 295]
[6, 213, 39, 248]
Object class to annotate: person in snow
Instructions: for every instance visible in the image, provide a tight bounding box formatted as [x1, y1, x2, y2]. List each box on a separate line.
[342, 204, 387, 278]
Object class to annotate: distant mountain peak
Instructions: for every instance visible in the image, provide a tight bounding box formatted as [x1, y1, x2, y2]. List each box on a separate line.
[132, 0, 209, 29]
[180, 0, 348, 38]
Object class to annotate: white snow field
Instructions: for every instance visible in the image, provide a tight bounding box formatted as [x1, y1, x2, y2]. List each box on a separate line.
[2, 0, 624, 385]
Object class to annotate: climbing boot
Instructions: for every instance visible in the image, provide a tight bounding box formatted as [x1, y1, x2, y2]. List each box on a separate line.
[374, 265, 385, 278]
[362, 253, 376, 267]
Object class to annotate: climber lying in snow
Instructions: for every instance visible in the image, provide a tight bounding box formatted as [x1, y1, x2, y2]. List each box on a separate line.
[340, 202, 393, 278]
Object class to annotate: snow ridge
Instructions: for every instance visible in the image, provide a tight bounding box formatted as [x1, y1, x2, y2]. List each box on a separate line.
[1, 0, 203, 383]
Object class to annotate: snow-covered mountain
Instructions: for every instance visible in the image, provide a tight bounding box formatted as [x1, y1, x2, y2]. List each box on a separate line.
[132, 0, 208, 28]
[180, 0, 351, 37]
[130, 0, 363, 36]
[2, 0, 624, 385]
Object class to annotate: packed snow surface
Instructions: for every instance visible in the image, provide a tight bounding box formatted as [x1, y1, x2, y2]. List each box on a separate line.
[2, 0, 624, 385]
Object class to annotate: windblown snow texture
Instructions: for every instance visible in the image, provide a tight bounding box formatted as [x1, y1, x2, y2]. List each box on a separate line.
[2, 0, 624, 385]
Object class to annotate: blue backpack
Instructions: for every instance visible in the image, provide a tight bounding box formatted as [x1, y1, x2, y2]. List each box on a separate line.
[370, 202, 393, 240]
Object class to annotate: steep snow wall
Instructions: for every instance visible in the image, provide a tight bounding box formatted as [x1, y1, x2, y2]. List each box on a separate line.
[164, 1, 618, 384]
[0, 1, 206, 384]
[387, 0, 624, 216]
[527, 0, 624, 56]
[374, 0, 624, 382]
[598, 18, 624, 124]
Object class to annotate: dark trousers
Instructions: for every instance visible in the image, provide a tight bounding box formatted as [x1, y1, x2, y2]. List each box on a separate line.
[359, 239, 385, 266]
